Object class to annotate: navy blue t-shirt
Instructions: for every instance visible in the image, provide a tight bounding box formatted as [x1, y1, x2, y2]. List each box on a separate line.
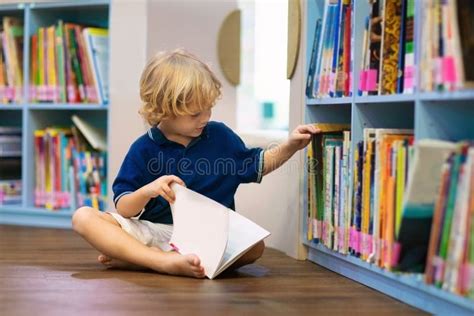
[112, 121, 265, 224]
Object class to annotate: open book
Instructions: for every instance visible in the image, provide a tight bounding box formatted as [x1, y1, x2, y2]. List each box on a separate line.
[169, 183, 270, 279]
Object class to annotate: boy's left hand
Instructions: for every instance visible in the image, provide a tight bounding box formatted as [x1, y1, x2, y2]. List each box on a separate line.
[288, 124, 320, 150]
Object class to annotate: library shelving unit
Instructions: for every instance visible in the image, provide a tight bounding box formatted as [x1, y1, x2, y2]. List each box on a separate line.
[301, 1, 474, 315]
[0, 0, 109, 228]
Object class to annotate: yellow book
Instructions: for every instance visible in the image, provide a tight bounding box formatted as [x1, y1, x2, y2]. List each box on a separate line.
[47, 26, 57, 102]
[395, 140, 406, 238]
[361, 129, 375, 260]
[313, 123, 351, 133]
[3, 17, 23, 102]
[38, 28, 45, 101]
[378, 134, 411, 266]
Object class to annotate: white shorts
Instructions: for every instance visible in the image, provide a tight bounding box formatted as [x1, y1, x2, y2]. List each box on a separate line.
[108, 212, 174, 252]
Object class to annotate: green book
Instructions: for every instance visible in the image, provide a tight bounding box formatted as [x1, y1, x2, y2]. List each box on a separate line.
[437, 150, 464, 287]
[56, 21, 66, 102]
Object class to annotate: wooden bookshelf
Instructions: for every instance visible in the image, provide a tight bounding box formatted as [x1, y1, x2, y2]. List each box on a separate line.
[301, 1, 474, 314]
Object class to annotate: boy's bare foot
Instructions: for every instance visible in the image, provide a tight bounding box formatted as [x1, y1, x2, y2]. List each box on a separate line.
[97, 248, 206, 278]
[98, 254, 145, 270]
[160, 252, 206, 278]
[97, 246, 163, 270]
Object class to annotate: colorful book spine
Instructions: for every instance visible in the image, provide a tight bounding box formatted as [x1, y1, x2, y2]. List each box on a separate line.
[381, 0, 402, 95]
[396, 0, 407, 94]
[403, 0, 415, 94]
[306, 19, 323, 98]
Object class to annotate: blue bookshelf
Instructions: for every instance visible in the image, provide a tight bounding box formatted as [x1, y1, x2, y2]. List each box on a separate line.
[0, 0, 110, 229]
[302, 1, 474, 315]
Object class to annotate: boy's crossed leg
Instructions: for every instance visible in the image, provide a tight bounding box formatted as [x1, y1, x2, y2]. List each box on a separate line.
[72, 207, 205, 278]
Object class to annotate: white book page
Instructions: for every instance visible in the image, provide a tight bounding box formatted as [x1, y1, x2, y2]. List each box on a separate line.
[213, 210, 270, 278]
[169, 184, 229, 279]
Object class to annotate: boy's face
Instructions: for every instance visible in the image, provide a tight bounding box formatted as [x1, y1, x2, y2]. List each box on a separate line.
[168, 107, 212, 138]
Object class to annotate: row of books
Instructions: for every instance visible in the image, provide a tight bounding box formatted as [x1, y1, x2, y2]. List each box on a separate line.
[359, 0, 416, 95]
[0, 17, 23, 104]
[0, 16, 109, 105]
[0, 126, 21, 205]
[306, 124, 473, 298]
[34, 116, 107, 211]
[306, 0, 353, 98]
[306, 0, 474, 99]
[419, 0, 474, 92]
[307, 125, 414, 263]
[403, 141, 474, 298]
[30, 21, 109, 104]
[306, 124, 352, 252]
[354, 128, 414, 268]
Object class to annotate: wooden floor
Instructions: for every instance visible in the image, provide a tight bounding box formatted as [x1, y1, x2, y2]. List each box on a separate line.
[0, 225, 424, 315]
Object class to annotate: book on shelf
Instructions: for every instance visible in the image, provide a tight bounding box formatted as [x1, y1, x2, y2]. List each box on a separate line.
[34, 118, 107, 211]
[307, 127, 415, 265]
[307, 133, 474, 299]
[307, 0, 353, 99]
[71, 114, 107, 152]
[306, 123, 351, 253]
[352, 128, 414, 265]
[396, 139, 457, 272]
[420, 0, 474, 92]
[0, 126, 21, 205]
[83, 28, 109, 105]
[359, 0, 416, 96]
[397, 140, 474, 298]
[30, 20, 109, 104]
[0, 16, 23, 104]
[169, 183, 270, 279]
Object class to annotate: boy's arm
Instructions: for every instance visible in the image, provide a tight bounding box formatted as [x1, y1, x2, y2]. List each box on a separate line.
[116, 175, 185, 218]
[262, 124, 319, 176]
[115, 187, 153, 218]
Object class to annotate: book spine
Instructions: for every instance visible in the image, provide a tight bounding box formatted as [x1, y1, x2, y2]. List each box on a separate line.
[306, 19, 323, 98]
[403, 0, 415, 94]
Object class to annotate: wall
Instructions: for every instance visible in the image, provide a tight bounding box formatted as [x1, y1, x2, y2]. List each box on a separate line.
[235, 0, 307, 260]
[146, 0, 238, 129]
[108, 0, 149, 207]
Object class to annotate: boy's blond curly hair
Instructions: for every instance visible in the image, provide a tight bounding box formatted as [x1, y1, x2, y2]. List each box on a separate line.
[139, 49, 222, 126]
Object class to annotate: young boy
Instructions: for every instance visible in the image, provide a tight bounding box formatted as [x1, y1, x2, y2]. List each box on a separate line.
[72, 49, 318, 278]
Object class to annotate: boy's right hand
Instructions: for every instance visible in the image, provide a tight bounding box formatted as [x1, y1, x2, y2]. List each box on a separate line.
[142, 175, 185, 204]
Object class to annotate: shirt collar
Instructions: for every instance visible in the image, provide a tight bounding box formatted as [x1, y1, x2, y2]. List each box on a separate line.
[148, 124, 210, 146]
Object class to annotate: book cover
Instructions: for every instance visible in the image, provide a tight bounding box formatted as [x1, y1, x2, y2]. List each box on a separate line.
[71, 115, 106, 152]
[456, 0, 474, 88]
[83, 28, 109, 104]
[306, 19, 322, 98]
[396, 139, 457, 272]
[380, 0, 402, 95]
[367, 0, 383, 95]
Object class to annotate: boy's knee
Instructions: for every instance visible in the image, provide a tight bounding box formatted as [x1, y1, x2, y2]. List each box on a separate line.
[254, 240, 265, 259]
[72, 206, 96, 234]
[249, 241, 265, 263]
